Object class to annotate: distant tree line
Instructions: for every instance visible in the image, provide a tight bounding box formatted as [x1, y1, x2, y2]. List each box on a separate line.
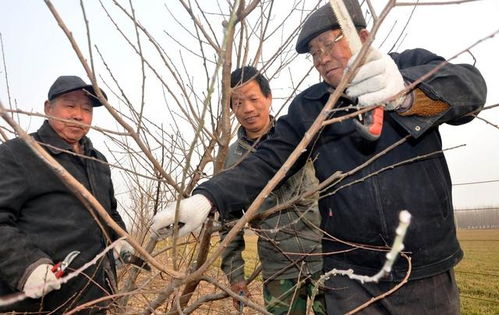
[455, 207, 499, 229]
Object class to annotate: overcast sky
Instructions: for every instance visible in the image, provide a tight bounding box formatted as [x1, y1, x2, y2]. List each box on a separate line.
[0, 0, 498, 209]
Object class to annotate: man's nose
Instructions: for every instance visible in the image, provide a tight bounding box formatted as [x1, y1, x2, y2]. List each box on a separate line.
[317, 52, 332, 66]
[71, 107, 84, 120]
[240, 100, 255, 113]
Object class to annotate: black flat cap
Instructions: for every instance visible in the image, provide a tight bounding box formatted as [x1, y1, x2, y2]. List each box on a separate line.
[48, 75, 107, 107]
[296, 1, 367, 54]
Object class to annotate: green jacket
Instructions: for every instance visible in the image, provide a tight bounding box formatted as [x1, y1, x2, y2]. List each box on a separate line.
[220, 124, 322, 283]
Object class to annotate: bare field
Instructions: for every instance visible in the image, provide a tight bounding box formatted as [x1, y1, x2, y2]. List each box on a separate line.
[456, 229, 499, 315]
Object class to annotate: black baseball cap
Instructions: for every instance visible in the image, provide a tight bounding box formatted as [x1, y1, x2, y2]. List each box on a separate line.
[47, 75, 107, 107]
[296, 1, 367, 54]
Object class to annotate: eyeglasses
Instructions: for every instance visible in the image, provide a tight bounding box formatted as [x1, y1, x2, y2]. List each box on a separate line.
[308, 32, 344, 65]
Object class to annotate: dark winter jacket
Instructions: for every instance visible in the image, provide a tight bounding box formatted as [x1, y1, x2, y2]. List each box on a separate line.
[195, 48, 487, 281]
[0, 121, 126, 313]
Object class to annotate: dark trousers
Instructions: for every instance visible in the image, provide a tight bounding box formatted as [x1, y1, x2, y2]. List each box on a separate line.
[325, 269, 460, 314]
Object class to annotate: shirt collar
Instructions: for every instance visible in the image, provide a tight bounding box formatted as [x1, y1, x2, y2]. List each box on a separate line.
[237, 116, 275, 144]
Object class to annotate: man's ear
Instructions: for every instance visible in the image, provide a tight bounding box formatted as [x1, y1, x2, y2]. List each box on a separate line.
[44, 100, 51, 115]
[359, 29, 370, 43]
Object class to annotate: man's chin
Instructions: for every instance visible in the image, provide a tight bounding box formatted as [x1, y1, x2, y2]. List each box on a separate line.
[63, 133, 85, 144]
[323, 74, 339, 87]
[242, 122, 257, 130]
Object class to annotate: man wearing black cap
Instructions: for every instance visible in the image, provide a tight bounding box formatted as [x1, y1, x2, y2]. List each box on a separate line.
[0, 75, 132, 313]
[151, 1, 487, 313]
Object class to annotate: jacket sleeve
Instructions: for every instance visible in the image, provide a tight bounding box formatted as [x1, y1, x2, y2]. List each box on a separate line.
[194, 98, 311, 219]
[0, 143, 53, 290]
[390, 48, 487, 138]
[219, 226, 246, 284]
[108, 179, 127, 240]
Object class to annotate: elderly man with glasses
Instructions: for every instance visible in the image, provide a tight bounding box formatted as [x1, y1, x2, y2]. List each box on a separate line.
[152, 1, 487, 313]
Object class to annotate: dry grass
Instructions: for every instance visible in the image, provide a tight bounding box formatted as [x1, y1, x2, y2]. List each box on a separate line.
[456, 229, 499, 315]
[120, 233, 263, 314]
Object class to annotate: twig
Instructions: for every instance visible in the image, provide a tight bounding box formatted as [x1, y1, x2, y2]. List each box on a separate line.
[329, 211, 411, 283]
[345, 253, 412, 314]
[200, 276, 272, 315]
[396, 0, 484, 6]
[0, 33, 12, 112]
[391, 28, 499, 103]
[321, 144, 465, 198]
[177, 0, 221, 53]
[453, 179, 499, 186]
[308, 211, 412, 314]
[475, 115, 499, 130]
[5, 108, 129, 136]
[0, 125, 7, 142]
[127, 0, 147, 134]
[79, 0, 95, 75]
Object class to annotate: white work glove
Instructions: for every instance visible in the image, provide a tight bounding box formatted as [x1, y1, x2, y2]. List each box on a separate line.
[113, 240, 135, 268]
[151, 194, 212, 239]
[346, 47, 406, 110]
[23, 264, 61, 299]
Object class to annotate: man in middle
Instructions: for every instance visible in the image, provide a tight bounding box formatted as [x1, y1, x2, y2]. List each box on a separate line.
[220, 66, 326, 314]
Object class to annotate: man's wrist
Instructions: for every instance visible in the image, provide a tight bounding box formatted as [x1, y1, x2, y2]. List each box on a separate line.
[193, 193, 217, 213]
[396, 89, 415, 113]
[17, 257, 53, 291]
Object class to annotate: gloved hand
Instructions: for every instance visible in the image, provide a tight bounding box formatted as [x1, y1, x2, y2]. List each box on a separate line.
[230, 280, 251, 311]
[151, 194, 212, 239]
[23, 264, 61, 299]
[113, 240, 135, 268]
[346, 47, 406, 110]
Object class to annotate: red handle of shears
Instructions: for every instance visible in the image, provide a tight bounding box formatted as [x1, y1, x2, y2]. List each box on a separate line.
[51, 262, 65, 278]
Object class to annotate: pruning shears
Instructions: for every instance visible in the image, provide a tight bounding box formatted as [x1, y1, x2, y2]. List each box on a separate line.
[352, 101, 384, 141]
[51, 250, 80, 278]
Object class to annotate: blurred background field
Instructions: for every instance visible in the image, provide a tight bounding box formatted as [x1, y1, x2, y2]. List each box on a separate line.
[455, 229, 499, 315]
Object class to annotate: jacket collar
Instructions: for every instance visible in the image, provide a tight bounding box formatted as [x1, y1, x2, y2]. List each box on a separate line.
[303, 81, 332, 100]
[303, 81, 354, 107]
[237, 115, 275, 145]
[36, 120, 94, 156]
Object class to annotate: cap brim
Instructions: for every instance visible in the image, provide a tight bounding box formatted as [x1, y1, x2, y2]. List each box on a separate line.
[296, 27, 337, 54]
[82, 85, 107, 107]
